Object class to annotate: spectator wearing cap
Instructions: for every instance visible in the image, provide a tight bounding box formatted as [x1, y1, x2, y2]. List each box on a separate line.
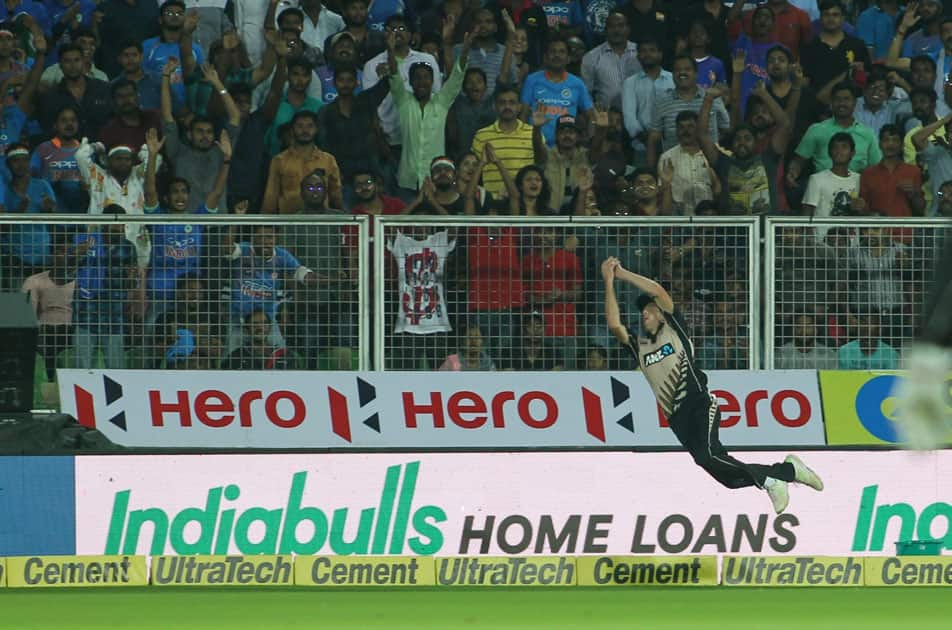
[470, 83, 535, 196]
[363, 14, 442, 157]
[580, 12, 640, 109]
[2, 143, 57, 288]
[315, 30, 363, 104]
[520, 34, 593, 147]
[99, 79, 163, 155]
[729, 0, 811, 61]
[39, 42, 111, 139]
[389, 29, 471, 193]
[161, 58, 240, 212]
[452, 7, 515, 94]
[532, 113, 597, 213]
[412, 157, 473, 215]
[142, 0, 204, 114]
[263, 109, 344, 213]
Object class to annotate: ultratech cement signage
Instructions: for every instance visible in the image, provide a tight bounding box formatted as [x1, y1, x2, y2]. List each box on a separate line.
[58, 370, 826, 448]
[74, 452, 951, 558]
[151, 555, 293, 586]
[295, 556, 434, 587]
[577, 556, 718, 586]
[4, 555, 147, 587]
[865, 557, 952, 586]
[434, 557, 575, 586]
[721, 556, 864, 586]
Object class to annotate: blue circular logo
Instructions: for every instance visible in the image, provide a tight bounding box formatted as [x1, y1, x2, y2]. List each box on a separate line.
[855, 375, 902, 442]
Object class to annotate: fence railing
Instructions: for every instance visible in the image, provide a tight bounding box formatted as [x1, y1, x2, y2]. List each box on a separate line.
[0, 215, 370, 376]
[2, 215, 947, 376]
[763, 217, 950, 369]
[373, 216, 761, 372]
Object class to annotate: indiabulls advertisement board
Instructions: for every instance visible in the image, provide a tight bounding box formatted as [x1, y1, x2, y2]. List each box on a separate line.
[58, 370, 826, 448]
[74, 452, 952, 558]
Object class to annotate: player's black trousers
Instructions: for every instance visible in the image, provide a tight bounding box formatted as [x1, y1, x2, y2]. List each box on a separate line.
[668, 395, 795, 489]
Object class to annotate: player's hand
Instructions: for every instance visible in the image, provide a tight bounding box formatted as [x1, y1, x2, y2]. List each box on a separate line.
[601, 257, 619, 282]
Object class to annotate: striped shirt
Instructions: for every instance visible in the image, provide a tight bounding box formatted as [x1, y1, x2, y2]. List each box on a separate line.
[580, 41, 641, 108]
[650, 88, 729, 152]
[470, 120, 535, 195]
[453, 42, 515, 93]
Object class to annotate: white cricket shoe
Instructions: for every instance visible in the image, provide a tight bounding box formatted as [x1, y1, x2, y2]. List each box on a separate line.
[764, 478, 789, 514]
[785, 454, 824, 491]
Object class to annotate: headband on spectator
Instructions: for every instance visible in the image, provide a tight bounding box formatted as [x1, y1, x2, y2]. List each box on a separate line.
[0, 29, 14, 37]
[108, 145, 134, 156]
[6, 148, 28, 158]
[430, 157, 455, 172]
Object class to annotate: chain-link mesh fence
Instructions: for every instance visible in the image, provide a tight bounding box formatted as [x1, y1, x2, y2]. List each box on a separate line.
[765, 218, 950, 369]
[0, 215, 368, 386]
[375, 216, 759, 372]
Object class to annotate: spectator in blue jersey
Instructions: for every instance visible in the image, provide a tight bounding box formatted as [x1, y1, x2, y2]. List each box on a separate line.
[143, 128, 230, 319]
[857, 0, 901, 61]
[520, 34, 593, 146]
[68, 205, 139, 368]
[0, 1, 51, 37]
[315, 30, 362, 104]
[142, 0, 203, 114]
[1, 143, 57, 289]
[539, 0, 585, 37]
[687, 18, 727, 91]
[337, 0, 385, 65]
[31, 106, 87, 214]
[225, 223, 322, 351]
[111, 40, 160, 111]
[47, 0, 97, 39]
[730, 5, 780, 117]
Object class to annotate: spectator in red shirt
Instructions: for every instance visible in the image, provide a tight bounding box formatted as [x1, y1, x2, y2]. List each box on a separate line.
[523, 224, 582, 346]
[860, 124, 925, 216]
[98, 79, 162, 151]
[729, 0, 812, 60]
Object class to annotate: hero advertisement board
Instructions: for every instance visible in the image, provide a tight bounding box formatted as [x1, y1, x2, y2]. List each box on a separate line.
[58, 369, 826, 448]
[74, 451, 951, 558]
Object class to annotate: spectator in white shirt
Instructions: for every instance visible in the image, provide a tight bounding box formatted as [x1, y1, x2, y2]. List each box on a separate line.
[295, 0, 345, 55]
[803, 132, 864, 238]
[581, 12, 640, 108]
[657, 110, 719, 215]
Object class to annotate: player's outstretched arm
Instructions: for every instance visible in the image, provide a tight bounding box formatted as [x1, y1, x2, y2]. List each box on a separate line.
[602, 258, 630, 344]
[612, 264, 675, 312]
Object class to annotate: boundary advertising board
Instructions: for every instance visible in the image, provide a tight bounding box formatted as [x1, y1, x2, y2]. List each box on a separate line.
[74, 452, 951, 558]
[57, 370, 826, 448]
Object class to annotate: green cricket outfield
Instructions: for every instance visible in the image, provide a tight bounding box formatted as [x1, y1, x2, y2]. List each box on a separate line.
[0, 587, 948, 629]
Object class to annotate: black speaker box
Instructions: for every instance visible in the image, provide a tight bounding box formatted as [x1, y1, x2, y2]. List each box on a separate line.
[0, 292, 38, 412]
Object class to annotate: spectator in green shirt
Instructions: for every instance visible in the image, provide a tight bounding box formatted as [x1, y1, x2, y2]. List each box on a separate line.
[389, 29, 474, 193]
[787, 82, 882, 187]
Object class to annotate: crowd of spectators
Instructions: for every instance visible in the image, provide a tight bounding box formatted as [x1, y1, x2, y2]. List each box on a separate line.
[1, 0, 948, 382]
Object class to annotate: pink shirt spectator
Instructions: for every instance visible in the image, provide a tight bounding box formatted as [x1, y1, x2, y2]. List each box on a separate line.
[22, 271, 75, 326]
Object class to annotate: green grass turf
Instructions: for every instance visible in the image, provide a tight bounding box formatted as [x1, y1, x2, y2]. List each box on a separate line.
[0, 587, 949, 629]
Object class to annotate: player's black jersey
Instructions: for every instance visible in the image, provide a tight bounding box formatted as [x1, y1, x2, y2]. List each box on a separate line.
[621, 309, 709, 418]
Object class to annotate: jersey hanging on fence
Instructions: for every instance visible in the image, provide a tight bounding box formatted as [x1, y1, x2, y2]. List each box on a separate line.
[388, 230, 455, 335]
